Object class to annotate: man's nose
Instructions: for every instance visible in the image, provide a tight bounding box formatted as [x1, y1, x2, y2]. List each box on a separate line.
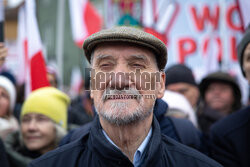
[109, 65, 131, 90]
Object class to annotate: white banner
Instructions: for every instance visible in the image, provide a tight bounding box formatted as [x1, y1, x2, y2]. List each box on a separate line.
[238, 0, 250, 29]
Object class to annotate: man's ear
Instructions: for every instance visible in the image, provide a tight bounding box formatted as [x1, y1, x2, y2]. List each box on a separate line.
[156, 71, 165, 99]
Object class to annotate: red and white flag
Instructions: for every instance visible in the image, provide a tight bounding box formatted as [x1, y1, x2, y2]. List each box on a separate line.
[17, 0, 50, 97]
[17, 6, 27, 84]
[69, 0, 102, 48]
[141, 0, 179, 44]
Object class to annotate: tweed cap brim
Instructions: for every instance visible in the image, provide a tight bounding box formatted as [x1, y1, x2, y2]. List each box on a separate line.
[83, 26, 167, 70]
[237, 25, 250, 77]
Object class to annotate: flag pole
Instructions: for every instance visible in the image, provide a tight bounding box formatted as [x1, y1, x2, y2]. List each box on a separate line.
[56, 0, 65, 90]
[0, 0, 4, 42]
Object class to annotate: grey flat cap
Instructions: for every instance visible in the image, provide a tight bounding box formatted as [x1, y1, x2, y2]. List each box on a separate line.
[83, 26, 167, 70]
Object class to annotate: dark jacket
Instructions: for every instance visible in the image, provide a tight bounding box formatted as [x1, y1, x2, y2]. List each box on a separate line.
[61, 99, 202, 151]
[210, 106, 250, 167]
[197, 104, 226, 135]
[29, 115, 221, 167]
[68, 93, 94, 126]
[0, 138, 10, 167]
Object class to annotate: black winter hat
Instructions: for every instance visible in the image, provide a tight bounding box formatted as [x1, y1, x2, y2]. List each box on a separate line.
[237, 24, 250, 77]
[165, 64, 197, 87]
[199, 71, 242, 111]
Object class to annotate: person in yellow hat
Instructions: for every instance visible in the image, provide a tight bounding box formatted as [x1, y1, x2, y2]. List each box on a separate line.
[4, 87, 70, 167]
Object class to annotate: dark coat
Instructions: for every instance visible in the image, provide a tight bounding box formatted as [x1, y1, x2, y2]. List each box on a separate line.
[210, 106, 250, 167]
[61, 99, 202, 152]
[0, 138, 10, 167]
[29, 116, 221, 167]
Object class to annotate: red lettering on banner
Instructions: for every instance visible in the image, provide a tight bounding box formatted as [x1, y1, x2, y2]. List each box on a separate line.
[202, 37, 209, 56]
[190, 5, 220, 31]
[178, 38, 197, 63]
[216, 37, 222, 62]
[230, 36, 237, 61]
[202, 37, 222, 61]
[226, 4, 243, 32]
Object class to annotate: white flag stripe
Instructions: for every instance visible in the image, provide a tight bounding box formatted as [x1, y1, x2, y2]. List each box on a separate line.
[69, 0, 88, 42]
[155, 3, 176, 33]
[104, 0, 113, 28]
[17, 6, 26, 84]
[26, 0, 43, 59]
[0, 0, 4, 21]
[142, 0, 154, 27]
[70, 66, 82, 97]
[238, 0, 250, 29]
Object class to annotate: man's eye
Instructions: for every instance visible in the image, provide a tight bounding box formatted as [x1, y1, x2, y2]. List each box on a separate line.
[100, 64, 110, 67]
[99, 63, 114, 70]
[132, 63, 144, 68]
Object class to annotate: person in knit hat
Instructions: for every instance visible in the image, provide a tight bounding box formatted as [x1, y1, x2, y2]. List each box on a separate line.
[199, 71, 242, 114]
[197, 71, 242, 134]
[165, 64, 200, 109]
[4, 87, 70, 167]
[210, 25, 250, 167]
[0, 75, 19, 140]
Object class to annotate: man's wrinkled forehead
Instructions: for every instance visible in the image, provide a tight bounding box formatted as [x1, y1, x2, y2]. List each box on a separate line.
[90, 42, 157, 67]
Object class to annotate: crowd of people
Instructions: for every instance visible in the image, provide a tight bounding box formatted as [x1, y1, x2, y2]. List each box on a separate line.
[0, 25, 249, 167]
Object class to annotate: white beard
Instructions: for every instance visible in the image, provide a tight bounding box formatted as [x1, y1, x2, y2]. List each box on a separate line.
[96, 88, 154, 126]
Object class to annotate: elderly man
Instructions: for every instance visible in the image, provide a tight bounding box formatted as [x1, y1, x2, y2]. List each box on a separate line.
[29, 27, 221, 167]
[210, 25, 250, 167]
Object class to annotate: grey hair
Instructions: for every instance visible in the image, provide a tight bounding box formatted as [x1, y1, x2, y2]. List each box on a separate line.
[90, 51, 94, 66]
[54, 124, 67, 144]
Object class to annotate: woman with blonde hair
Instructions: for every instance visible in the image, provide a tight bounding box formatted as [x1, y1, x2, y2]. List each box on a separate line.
[4, 87, 70, 167]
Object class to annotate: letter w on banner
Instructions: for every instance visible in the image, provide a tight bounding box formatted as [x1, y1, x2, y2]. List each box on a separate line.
[69, 0, 102, 48]
[17, 0, 50, 97]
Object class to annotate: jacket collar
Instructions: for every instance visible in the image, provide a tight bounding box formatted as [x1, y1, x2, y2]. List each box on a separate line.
[88, 115, 163, 166]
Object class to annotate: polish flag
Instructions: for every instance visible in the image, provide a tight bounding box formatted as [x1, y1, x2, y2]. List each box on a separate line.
[17, 6, 27, 84]
[17, 0, 50, 96]
[69, 0, 102, 48]
[141, 0, 179, 45]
